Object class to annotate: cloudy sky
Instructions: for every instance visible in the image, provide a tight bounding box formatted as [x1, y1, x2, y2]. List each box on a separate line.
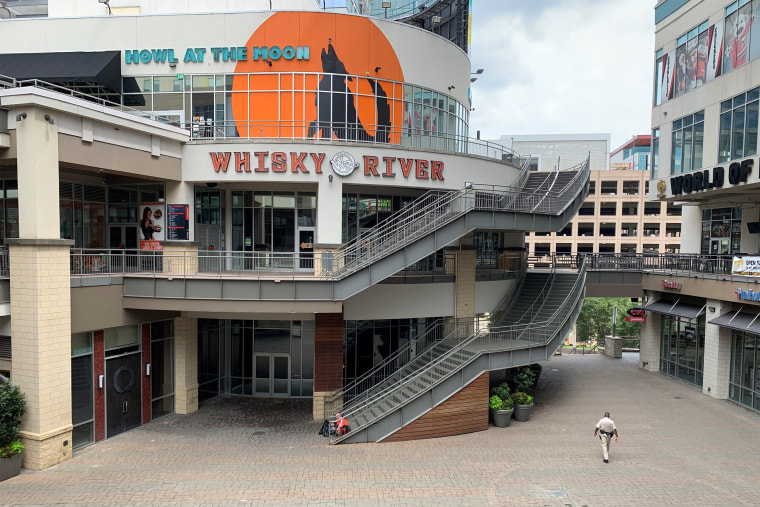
[468, 0, 655, 150]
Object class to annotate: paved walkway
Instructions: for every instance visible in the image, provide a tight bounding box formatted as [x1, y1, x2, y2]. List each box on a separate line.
[3, 353, 760, 506]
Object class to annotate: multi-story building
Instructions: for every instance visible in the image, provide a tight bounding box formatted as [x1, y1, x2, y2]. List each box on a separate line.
[643, 0, 760, 413]
[506, 135, 682, 256]
[0, 0, 589, 470]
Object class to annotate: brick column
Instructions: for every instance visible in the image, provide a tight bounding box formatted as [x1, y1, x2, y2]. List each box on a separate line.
[313, 312, 343, 420]
[141, 323, 152, 424]
[702, 299, 732, 399]
[161, 241, 200, 276]
[9, 240, 74, 470]
[454, 249, 476, 320]
[174, 313, 198, 414]
[93, 331, 106, 442]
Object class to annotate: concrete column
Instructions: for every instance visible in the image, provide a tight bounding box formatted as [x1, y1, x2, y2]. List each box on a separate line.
[161, 241, 200, 275]
[15, 107, 60, 239]
[702, 299, 732, 399]
[9, 240, 74, 470]
[454, 249, 476, 320]
[313, 312, 343, 420]
[174, 313, 198, 414]
[316, 177, 343, 246]
[639, 304, 662, 372]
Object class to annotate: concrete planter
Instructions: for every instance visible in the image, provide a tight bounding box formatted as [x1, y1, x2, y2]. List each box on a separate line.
[0, 453, 23, 482]
[513, 403, 533, 422]
[490, 408, 514, 427]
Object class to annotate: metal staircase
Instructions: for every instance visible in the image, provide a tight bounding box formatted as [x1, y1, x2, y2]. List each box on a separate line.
[327, 156, 590, 299]
[329, 259, 587, 444]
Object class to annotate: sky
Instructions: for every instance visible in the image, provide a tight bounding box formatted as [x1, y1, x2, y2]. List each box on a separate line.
[468, 0, 656, 150]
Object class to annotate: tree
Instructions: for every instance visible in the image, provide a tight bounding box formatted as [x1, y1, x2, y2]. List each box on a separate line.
[576, 297, 641, 343]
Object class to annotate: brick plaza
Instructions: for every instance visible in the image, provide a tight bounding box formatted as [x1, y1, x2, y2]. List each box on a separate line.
[1, 353, 759, 506]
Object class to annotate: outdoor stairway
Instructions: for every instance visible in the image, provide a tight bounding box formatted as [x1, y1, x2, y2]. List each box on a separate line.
[325, 157, 590, 300]
[331, 262, 587, 444]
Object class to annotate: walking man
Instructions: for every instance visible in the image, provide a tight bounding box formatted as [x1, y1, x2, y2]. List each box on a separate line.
[594, 411, 618, 463]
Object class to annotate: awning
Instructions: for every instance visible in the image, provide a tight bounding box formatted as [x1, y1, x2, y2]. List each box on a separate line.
[0, 51, 123, 92]
[709, 311, 760, 334]
[643, 300, 706, 319]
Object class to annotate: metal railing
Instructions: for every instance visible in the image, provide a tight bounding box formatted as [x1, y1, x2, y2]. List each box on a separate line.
[0, 72, 523, 163]
[323, 317, 477, 418]
[336, 258, 588, 435]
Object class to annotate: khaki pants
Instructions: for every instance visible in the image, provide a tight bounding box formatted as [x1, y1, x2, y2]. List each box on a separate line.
[600, 433, 612, 460]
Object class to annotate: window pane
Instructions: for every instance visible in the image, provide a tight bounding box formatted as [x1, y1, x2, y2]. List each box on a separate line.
[719, 112, 733, 162]
[693, 121, 704, 170]
[746, 100, 759, 156]
[732, 107, 746, 160]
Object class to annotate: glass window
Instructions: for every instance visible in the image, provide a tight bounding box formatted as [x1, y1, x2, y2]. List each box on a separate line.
[104, 325, 139, 350]
[720, 87, 760, 162]
[671, 111, 704, 174]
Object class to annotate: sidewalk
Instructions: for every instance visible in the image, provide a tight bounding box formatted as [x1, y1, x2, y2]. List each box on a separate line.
[2, 353, 760, 506]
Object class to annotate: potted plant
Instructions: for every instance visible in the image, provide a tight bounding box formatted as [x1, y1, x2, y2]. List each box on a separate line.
[0, 380, 27, 482]
[489, 395, 514, 427]
[529, 363, 543, 386]
[511, 391, 533, 422]
[513, 367, 536, 393]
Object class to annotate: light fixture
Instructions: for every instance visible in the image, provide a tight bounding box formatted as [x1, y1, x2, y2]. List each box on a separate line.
[98, 0, 112, 15]
[15, 112, 26, 122]
[169, 61, 177, 68]
[375, 66, 381, 72]
[98, 374, 104, 389]
[329, 175, 333, 182]
[464, 182, 473, 189]
[44, 114, 54, 125]
[470, 77, 478, 83]
[432, 15, 442, 23]
[146, 363, 151, 376]
[265, 60, 272, 66]
[448, 85, 455, 91]
[708, 306, 716, 313]
[381, 1, 391, 7]
[472, 68, 484, 75]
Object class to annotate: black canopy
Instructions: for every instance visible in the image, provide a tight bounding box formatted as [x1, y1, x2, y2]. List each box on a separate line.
[0, 50, 123, 93]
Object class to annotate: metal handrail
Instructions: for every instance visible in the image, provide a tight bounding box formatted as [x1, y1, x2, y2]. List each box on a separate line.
[330, 155, 589, 278]
[0, 72, 522, 163]
[337, 259, 588, 434]
[323, 317, 477, 418]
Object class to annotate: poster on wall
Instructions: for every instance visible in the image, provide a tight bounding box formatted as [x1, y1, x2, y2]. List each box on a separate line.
[732, 255, 760, 276]
[661, 49, 676, 102]
[139, 203, 165, 250]
[166, 204, 189, 240]
[751, 2, 760, 61]
[706, 20, 724, 83]
[723, 3, 752, 73]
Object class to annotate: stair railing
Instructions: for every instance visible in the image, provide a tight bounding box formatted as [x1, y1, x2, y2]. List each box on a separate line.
[336, 259, 587, 437]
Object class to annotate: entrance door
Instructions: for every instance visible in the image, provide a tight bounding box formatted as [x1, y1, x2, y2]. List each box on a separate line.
[254, 354, 290, 397]
[298, 228, 314, 270]
[106, 353, 143, 438]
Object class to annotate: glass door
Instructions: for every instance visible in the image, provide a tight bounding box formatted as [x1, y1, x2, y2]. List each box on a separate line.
[298, 228, 315, 270]
[254, 354, 290, 397]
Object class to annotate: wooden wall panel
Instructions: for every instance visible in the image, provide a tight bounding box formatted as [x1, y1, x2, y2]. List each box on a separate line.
[382, 372, 489, 442]
[314, 312, 344, 392]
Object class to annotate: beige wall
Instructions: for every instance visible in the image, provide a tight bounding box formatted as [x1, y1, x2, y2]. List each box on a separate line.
[71, 285, 179, 333]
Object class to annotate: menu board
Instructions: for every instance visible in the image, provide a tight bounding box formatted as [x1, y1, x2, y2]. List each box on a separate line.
[167, 204, 189, 240]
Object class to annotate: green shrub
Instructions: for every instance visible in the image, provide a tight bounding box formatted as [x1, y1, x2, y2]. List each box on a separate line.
[489, 395, 503, 411]
[510, 392, 533, 406]
[513, 368, 536, 393]
[530, 363, 542, 372]
[0, 381, 27, 458]
[489, 382, 511, 401]
[500, 395, 514, 410]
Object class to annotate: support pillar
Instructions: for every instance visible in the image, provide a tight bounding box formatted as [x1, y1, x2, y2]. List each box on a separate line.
[9, 240, 74, 470]
[313, 311, 343, 420]
[702, 299, 732, 399]
[174, 313, 198, 414]
[639, 295, 662, 372]
[9, 107, 73, 470]
[453, 249, 476, 320]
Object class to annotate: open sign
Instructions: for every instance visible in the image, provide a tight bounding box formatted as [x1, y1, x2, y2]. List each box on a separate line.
[627, 307, 646, 317]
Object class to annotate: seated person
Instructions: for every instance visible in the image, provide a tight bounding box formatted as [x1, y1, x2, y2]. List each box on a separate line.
[335, 413, 350, 436]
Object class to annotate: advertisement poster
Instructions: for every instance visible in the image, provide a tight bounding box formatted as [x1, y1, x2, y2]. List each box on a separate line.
[167, 204, 190, 240]
[139, 203, 165, 250]
[706, 20, 724, 82]
[724, 2, 753, 73]
[661, 49, 676, 102]
[733, 255, 760, 276]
